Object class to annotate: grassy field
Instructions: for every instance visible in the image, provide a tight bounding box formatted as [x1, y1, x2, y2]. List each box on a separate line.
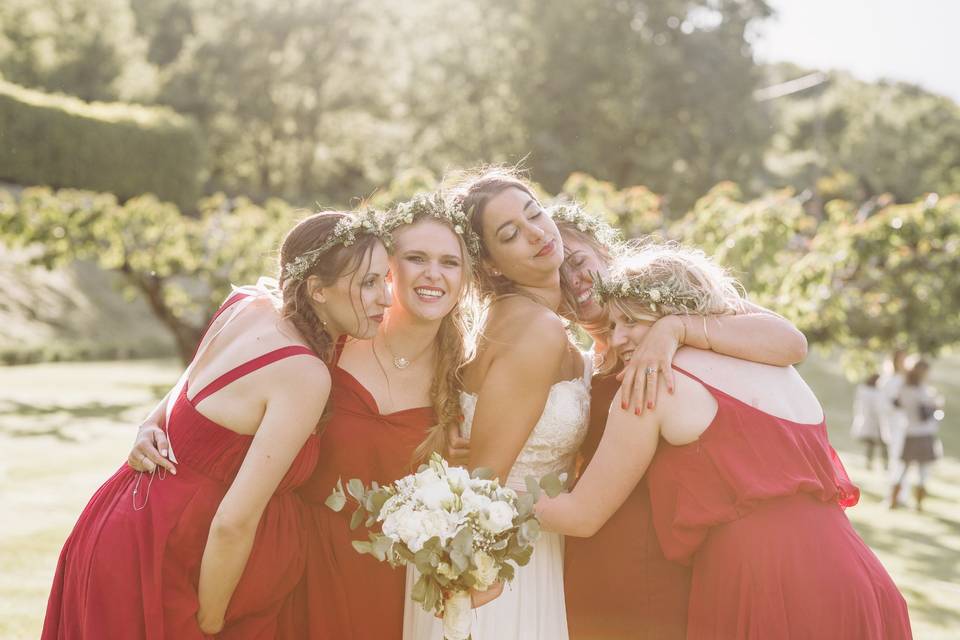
[1, 354, 958, 639]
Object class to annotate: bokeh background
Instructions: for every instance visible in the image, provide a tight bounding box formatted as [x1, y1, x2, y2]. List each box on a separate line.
[0, 1, 957, 638]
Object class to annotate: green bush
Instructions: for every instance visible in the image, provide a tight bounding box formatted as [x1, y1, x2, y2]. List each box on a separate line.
[0, 79, 204, 209]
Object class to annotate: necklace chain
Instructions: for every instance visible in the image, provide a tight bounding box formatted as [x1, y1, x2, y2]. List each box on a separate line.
[379, 329, 435, 370]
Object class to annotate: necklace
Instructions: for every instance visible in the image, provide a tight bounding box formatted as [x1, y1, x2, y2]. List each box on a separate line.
[378, 330, 435, 370]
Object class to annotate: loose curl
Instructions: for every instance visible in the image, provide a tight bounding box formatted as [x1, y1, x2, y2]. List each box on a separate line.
[381, 205, 478, 468]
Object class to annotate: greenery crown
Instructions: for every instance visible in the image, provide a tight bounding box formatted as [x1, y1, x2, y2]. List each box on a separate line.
[282, 209, 388, 282]
[548, 201, 622, 248]
[386, 191, 481, 257]
[592, 272, 700, 315]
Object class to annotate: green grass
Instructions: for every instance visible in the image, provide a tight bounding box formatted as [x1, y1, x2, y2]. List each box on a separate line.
[1, 354, 957, 638]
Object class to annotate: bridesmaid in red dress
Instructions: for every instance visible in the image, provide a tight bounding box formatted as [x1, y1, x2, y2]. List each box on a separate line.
[554, 206, 809, 640]
[42, 211, 391, 639]
[539, 243, 912, 639]
[285, 194, 479, 639]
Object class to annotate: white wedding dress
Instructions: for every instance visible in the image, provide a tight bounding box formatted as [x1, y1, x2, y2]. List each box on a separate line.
[402, 355, 591, 639]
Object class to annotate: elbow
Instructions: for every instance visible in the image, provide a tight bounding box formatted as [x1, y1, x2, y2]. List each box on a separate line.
[572, 520, 601, 538]
[791, 329, 809, 364]
[208, 513, 257, 543]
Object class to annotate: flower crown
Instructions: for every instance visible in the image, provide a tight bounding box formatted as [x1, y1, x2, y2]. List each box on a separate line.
[282, 209, 388, 283]
[548, 201, 622, 248]
[592, 272, 700, 315]
[386, 191, 481, 257]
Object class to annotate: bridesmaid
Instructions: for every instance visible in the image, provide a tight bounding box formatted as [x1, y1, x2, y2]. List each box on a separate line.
[43, 210, 391, 639]
[289, 193, 480, 639]
[553, 202, 809, 639]
[538, 243, 912, 639]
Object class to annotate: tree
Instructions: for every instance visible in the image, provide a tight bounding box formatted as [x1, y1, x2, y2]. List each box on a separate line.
[0, 186, 297, 362]
[780, 194, 960, 373]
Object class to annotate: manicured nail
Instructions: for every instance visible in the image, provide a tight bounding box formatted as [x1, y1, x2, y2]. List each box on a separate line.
[635, 408, 641, 416]
[160, 449, 168, 457]
[647, 402, 654, 409]
[621, 402, 627, 410]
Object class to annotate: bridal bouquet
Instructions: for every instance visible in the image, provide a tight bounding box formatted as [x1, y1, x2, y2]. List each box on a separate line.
[326, 453, 564, 640]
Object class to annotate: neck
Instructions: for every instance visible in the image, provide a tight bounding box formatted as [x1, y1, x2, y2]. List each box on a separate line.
[513, 272, 563, 312]
[380, 306, 442, 358]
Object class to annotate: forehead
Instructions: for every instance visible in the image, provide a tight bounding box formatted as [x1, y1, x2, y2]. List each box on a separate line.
[393, 218, 461, 255]
[483, 187, 536, 225]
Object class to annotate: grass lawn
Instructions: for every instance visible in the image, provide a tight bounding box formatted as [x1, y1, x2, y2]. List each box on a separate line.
[1, 353, 958, 638]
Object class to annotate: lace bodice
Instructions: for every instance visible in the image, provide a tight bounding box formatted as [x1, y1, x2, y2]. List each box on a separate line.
[460, 354, 591, 491]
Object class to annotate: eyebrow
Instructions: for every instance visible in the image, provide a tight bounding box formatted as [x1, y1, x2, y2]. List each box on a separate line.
[401, 249, 462, 261]
[496, 197, 538, 235]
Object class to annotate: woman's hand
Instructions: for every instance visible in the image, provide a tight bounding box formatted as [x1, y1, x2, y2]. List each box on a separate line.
[127, 419, 177, 474]
[470, 581, 504, 609]
[446, 422, 471, 467]
[617, 315, 682, 415]
[197, 608, 225, 635]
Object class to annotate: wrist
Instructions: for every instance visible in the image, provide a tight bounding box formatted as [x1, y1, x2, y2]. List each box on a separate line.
[663, 315, 686, 346]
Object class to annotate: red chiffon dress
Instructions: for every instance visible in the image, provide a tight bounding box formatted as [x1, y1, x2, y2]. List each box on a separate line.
[564, 370, 691, 640]
[42, 293, 321, 640]
[284, 364, 434, 639]
[647, 366, 912, 639]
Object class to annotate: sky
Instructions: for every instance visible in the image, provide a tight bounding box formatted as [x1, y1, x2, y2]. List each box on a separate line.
[752, 0, 960, 103]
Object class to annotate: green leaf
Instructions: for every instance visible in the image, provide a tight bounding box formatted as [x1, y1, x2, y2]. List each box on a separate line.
[471, 467, 495, 480]
[524, 475, 542, 500]
[411, 574, 429, 605]
[347, 478, 366, 502]
[520, 519, 541, 545]
[539, 472, 566, 498]
[372, 535, 394, 562]
[351, 540, 373, 555]
[349, 508, 365, 530]
[325, 486, 346, 512]
[498, 562, 515, 581]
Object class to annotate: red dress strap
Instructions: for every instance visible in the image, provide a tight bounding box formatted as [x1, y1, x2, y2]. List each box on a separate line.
[190, 345, 318, 405]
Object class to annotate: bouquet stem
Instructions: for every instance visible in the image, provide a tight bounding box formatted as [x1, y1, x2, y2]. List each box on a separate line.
[442, 590, 472, 640]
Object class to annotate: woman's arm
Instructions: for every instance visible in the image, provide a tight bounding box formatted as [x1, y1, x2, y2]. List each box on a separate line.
[467, 312, 568, 482]
[196, 358, 331, 634]
[619, 304, 807, 414]
[536, 396, 660, 537]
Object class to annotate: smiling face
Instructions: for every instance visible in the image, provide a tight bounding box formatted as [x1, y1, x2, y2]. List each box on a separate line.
[388, 218, 466, 323]
[560, 230, 611, 324]
[609, 304, 658, 364]
[478, 187, 563, 286]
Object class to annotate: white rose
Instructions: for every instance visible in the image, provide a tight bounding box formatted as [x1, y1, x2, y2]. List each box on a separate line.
[649, 288, 661, 301]
[414, 467, 442, 488]
[420, 510, 456, 544]
[415, 482, 456, 511]
[479, 501, 515, 534]
[470, 550, 500, 590]
[437, 561, 459, 581]
[459, 488, 492, 516]
[383, 505, 428, 550]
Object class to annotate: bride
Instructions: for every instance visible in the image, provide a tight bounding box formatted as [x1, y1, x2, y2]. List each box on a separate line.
[403, 168, 590, 639]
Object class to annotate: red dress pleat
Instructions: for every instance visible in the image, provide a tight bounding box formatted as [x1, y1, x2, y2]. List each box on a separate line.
[647, 366, 912, 639]
[41, 296, 321, 640]
[564, 371, 691, 640]
[283, 366, 433, 639]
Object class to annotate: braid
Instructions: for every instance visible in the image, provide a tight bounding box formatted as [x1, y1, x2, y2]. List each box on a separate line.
[412, 309, 470, 467]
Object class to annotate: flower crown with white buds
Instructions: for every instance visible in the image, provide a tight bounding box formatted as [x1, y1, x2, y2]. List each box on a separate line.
[592, 271, 701, 316]
[548, 201, 622, 249]
[282, 209, 390, 283]
[386, 191, 481, 258]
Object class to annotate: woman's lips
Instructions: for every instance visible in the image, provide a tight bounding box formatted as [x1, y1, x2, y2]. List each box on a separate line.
[370, 314, 385, 323]
[535, 239, 556, 258]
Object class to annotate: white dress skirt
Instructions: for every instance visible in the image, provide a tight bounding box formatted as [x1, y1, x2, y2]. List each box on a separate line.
[402, 363, 591, 640]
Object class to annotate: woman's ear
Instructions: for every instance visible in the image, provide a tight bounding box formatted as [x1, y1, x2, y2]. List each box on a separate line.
[306, 274, 327, 304]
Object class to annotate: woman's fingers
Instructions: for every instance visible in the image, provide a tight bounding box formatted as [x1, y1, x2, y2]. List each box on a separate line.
[471, 581, 504, 609]
[128, 428, 177, 474]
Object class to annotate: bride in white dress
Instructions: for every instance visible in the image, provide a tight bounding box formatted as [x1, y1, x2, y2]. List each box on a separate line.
[403, 169, 590, 640]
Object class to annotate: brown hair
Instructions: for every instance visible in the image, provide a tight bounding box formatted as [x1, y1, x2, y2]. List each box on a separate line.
[277, 210, 381, 362]
[446, 166, 579, 319]
[905, 359, 930, 386]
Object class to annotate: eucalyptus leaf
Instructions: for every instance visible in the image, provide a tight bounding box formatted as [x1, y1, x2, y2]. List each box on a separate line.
[325, 487, 346, 512]
[471, 467, 495, 480]
[539, 472, 566, 498]
[347, 478, 365, 502]
[349, 508, 365, 530]
[351, 540, 373, 555]
[524, 475, 542, 500]
[411, 574, 429, 604]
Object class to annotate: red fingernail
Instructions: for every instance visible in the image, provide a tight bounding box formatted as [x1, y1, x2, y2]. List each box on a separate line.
[635, 408, 641, 416]
[648, 402, 654, 409]
[621, 402, 627, 410]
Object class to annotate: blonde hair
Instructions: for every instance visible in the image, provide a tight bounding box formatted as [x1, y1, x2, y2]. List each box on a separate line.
[382, 208, 478, 468]
[610, 242, 743, 323]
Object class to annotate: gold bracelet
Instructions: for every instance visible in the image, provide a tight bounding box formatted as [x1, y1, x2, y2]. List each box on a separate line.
[702, 315, 713, 351]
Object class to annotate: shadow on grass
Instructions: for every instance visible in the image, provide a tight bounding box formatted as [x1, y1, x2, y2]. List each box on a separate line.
[0, 400, 143, 440]
[853, 518, 960, 628]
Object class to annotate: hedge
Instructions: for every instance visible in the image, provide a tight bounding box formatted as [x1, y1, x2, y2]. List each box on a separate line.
[0, 79, 204, 209]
